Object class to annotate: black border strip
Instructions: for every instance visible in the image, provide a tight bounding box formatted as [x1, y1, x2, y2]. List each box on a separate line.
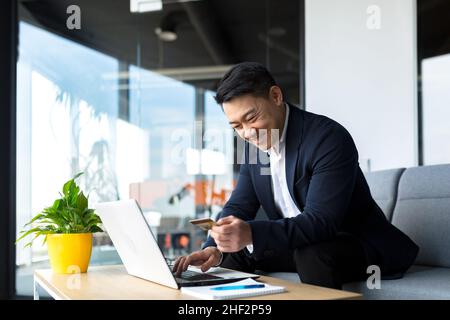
[0, 0, 17, 300]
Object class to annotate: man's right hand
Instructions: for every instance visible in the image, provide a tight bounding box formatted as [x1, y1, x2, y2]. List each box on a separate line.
[172, 246, 222, 277]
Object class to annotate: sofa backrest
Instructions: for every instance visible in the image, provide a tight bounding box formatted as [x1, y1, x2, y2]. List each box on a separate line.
[391, 164, 450, 268]
[364, 168, 405, 222]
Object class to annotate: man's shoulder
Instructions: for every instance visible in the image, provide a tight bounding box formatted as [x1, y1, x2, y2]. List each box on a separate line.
[287, 104, 341, 129]
[299, 108, 350, 140]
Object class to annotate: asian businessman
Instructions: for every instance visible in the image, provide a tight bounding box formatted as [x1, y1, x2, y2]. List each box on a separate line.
[172, 62, 419, 290]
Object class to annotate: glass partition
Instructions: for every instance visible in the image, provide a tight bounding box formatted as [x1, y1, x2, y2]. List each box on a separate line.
[16, 0, 301, 296]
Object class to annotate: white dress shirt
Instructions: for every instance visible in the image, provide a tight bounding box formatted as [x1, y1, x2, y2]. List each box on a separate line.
[247, 103, 302, 254]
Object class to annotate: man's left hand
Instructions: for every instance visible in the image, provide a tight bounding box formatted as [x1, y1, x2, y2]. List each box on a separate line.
[210, 215, 252, 253]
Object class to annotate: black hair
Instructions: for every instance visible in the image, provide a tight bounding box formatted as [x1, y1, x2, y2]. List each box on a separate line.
[214, 62, 277, 105]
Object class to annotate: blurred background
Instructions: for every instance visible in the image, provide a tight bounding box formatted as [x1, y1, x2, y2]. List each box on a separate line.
[5, 0, 450, 297]
[14, 0, 302, 297]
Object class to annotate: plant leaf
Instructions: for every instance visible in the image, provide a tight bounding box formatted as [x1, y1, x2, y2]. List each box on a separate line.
[73, 172, 84, 180]
[24, 213, 45, 226]
[77, 191, 88, 211]
[63, 179, 74, 197]
[16, 172, 103, 246]
[52, 199, 62, 210]
[16, 227, 47, 244]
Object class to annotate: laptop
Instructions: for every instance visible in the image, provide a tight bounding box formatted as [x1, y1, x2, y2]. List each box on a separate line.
[95, 199, 260, 289]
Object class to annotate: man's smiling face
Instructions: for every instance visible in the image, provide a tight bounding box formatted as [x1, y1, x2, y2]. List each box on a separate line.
[222, 86, 285, 151]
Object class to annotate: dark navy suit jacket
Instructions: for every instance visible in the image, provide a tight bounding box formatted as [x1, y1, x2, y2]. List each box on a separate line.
[204, 103, 419, 276]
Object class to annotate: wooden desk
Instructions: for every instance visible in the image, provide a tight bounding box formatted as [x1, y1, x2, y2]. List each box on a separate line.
[34, 264, 362, 300]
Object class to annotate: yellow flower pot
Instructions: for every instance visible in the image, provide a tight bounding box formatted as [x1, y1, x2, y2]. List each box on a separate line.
[46, 233, 93, 274]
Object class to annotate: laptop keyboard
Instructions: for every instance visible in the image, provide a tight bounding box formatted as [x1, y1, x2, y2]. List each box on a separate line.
[174, 269, 222, 281]
[166, 258, 222, 281]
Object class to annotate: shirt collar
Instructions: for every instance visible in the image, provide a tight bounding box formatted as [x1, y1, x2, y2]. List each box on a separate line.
[270, 103, 289, 155]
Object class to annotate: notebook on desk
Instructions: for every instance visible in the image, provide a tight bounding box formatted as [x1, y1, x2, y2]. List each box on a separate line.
[180, 278, 286, 300]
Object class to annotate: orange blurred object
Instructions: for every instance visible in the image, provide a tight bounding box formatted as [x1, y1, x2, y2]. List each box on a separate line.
[183, 179, 236, 208]
[164, 233, 171, 249]
[130, 178, 236, 209]
[178, 235, 190, 248]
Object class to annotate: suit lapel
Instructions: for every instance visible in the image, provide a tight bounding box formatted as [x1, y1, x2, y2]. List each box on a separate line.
[285, 104, 304, 209]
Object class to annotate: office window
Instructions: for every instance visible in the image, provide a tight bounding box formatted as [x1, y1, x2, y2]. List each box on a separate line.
[422, 54, 450, 165]
[16, 22, 123, 296]
[16, 0, 302, 297]
[128, 65, 197, 256]
[203, 90, 235, 219]
[16, 22, 198, 297]
[418, 0, 450, 165]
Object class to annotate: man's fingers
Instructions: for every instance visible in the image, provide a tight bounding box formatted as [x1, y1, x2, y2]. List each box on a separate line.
[200, 254, 216, 272]
[174, 256, 186, 276]
[211, 224, 233, 234]
[181, 255, 194, 273]
[173, 256, 185, 272]
[210, 230, 232, 242]
[217, 215, 234, 225]
[172, 256, 182, 272]
[219, 225, 234, 234]
[181, 251, 204, 273]
[217, 215, 235, 226]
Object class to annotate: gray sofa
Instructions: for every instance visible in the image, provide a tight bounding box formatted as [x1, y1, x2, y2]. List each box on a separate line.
[259, 164, 450, 299]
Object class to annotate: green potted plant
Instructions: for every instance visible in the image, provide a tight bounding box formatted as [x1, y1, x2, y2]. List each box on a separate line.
[16, 172, 103, 274]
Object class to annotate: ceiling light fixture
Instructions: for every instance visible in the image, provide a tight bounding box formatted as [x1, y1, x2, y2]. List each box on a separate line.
[155, 26, 177, 42]
[130, 0, 163, 13]
[155, 10, 188, 42]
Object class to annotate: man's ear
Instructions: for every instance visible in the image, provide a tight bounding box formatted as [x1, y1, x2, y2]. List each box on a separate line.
[269, 86, 283, 106]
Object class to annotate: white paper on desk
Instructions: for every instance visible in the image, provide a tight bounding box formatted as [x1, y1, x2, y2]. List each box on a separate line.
[180, 278, 286, 300]
[187, 265, 260, 279]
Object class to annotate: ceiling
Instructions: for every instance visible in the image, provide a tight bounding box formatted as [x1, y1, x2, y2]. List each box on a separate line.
[19, 0, 301, 101]
[18, 0, 450, 101]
